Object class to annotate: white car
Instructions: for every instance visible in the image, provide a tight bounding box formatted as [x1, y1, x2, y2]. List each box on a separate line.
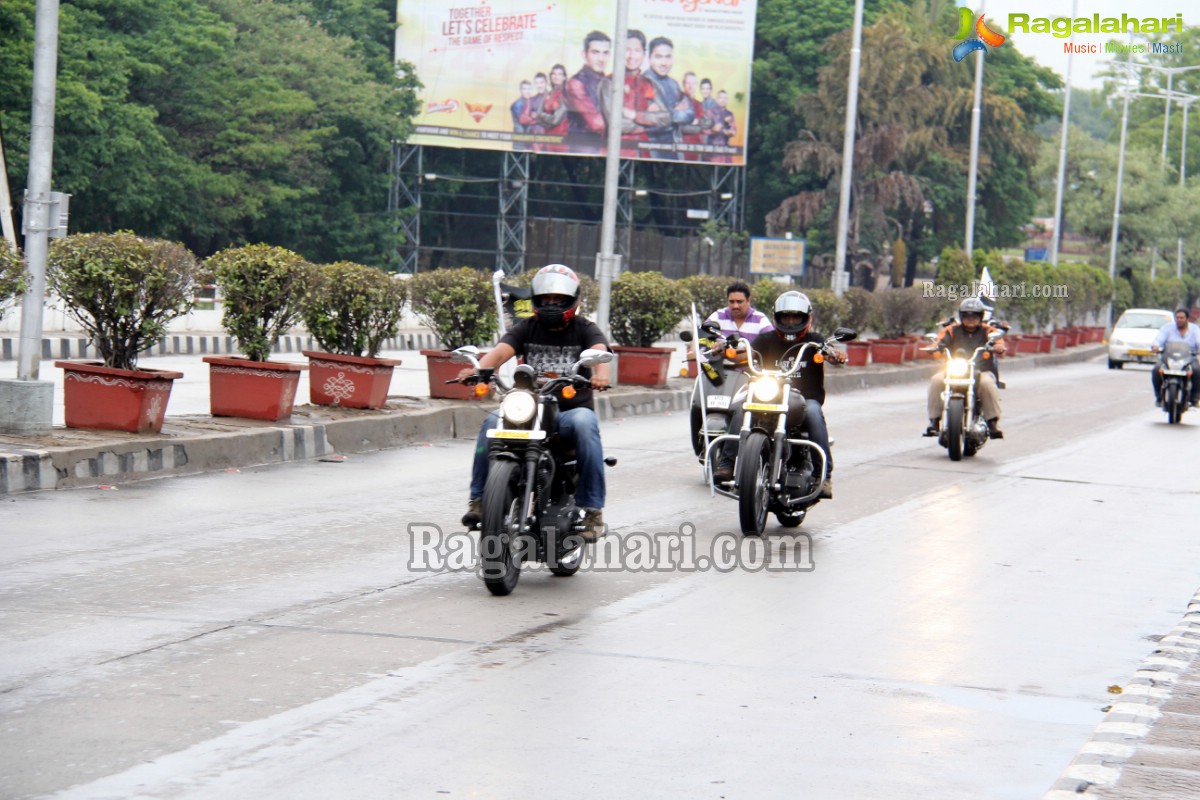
[1107, 308, 1174, 369]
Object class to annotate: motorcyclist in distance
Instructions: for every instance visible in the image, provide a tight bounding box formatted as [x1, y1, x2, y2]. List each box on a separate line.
[925, 296, 1007, 438]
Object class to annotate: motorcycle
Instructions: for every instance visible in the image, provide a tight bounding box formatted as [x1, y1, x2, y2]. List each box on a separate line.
[705, 327, 857, 536]
[449, 345, 617, 596]
[680, 317, 750, 481]
[928, 328, 1005, 461]
[1155, 341, 1195, 424]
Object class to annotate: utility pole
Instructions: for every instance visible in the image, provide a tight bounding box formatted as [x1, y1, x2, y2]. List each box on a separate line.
[964, 1, 985, 256]
[1049, 0, 1077, 268]
[595, 0, 629, 334]
[0, 0, 59, 435]
[831, 0, 865, 297]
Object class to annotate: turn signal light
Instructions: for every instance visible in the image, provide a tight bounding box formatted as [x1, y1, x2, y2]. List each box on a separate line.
[813, 353, 824, 364]
[562, 385, 577, 400]
[679, 367, 689, 377]
[982, 351, 991, 360]
[725, 347, 737, 359]
[473, 383, 489, 397]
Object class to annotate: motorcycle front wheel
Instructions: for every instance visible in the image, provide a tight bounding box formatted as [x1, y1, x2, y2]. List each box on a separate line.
[481, 460, 524, 596]
[946, 397, 965, 461]
[737, 431, 771, 536]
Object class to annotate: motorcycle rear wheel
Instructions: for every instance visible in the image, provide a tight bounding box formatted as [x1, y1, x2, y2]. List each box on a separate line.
[946, 397, 965, 461]
[737, 432, 771, 536]
[481, 460, 523, 596]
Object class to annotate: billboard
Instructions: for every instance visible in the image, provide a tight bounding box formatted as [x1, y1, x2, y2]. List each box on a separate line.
[395, 0, 758, 165]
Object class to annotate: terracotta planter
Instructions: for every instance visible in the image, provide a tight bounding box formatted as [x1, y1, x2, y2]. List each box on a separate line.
[203, 356, 304, 421]
[1038, 335, 1053, 354]
[1052, 332, 1070, 350]
[902, 338, 920, 361]
[55, 361, 182, 433]
[303, 351, 400, 409]
[845, 341, 870, 367]
[868, 338, 907, 365]
[682, 355, 698, 380]
[422, 349, 489, 400]
[1015, 336, 1041, 355]
[612, 345, 673, 386]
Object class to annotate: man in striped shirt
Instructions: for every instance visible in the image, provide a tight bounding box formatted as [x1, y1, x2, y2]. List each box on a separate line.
[704, 281, 774, 338]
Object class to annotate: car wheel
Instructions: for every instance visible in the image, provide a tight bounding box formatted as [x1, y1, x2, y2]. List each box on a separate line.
[1107, 358, 1123, 370]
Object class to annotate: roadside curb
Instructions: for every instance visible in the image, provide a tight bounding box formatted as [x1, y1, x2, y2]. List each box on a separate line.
[1042, 589, 1200, 799]
[0, 345, 1105, 496]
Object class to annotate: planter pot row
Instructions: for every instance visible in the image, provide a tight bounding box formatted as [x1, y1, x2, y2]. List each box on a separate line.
[55, 351, 403, 435]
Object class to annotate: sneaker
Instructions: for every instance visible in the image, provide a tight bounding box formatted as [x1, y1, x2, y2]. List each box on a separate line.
[713, 462, 734, 483]
[986, 419, 1004, 439]
[819, 479, 833, 499]
[580, 508, 607, 542]
[462, 498, 482, 528]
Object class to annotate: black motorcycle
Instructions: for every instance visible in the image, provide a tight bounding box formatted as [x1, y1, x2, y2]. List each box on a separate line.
[680, 319, 750, 481]
[450, 346, 617, 596]
[927, 328, 1005, 461]
[1156, 341, 1195, 425]
[707, 328, 856, 535]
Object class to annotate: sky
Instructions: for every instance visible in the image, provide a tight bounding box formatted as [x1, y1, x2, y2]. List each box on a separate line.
[977, 0, 1189, 90]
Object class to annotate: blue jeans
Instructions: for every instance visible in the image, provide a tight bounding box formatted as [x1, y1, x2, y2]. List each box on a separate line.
[470, 407, 606, 509]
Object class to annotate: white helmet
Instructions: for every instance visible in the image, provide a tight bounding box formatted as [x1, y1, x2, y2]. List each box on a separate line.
[774, 291, 812, 341]
[530, 264, 581, 327]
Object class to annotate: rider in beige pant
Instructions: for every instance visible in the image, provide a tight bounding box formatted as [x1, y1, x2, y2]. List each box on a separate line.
[928, 371, 1001, 422]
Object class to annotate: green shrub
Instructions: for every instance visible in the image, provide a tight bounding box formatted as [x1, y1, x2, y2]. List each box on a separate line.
[677, 275, 730, 320]
[301, 262, 407, 357]
[408, 267, 498, 349]
[871, 287, 934, 338]
[0, 245, 27, 323]
[609, 271, 690, 347]
[47, 232, 198, 370]
[209, 244, 312, 363]
[842, 286, 877, 334]
[750, 277, 787, 314]
[935, 247, 975, 289]
[806, 288, 848, 334]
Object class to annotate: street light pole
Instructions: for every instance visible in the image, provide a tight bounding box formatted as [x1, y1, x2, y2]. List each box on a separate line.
[1050, 0, 1077, 268]
[595, 0, 629, 335]
[1107, 64, 1133, 331]
[1177, 95, 1196, 279]
[831, 0, 865, 297]
[964, 1, 986, 256]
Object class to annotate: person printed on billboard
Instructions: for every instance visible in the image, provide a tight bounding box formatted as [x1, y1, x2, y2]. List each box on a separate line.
[536, 64, 570, 152]
[526, 72, 549, 134]
[601, 29, 661, 158]
[565, 30, 611, 154]
[679, 72, 712, 162]
[642, 36, 693, 161]
[708, 89, 737, 164]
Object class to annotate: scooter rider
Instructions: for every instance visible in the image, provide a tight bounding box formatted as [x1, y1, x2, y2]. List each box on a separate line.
[925, 296, 1007, 438]
[458, 264, 612, 541]
[712, 291, 847, 498]
[1150, 308, 1200, 407]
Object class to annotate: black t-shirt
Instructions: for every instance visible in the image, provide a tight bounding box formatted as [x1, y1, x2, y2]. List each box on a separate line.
[498, 316, 608, 411]
[934, 323, 1000, 375]
[749, 330, 827, 405]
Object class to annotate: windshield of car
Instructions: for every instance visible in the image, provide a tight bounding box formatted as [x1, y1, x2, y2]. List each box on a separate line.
[1115, 312, 1172, 330]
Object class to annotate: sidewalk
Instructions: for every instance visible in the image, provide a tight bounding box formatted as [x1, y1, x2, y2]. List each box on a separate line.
[1044, 591, 1200, 799]
[0, 341, 1106, 496]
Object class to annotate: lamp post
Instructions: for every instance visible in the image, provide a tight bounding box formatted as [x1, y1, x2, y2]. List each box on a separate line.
[595, 0, 629, 334]
[831, 0, 865, 297]
[1106, 56, 1135, 331]
[1171, 91, 1199, 279]
[1049, 0, 1077, 268]
[964, 1, 986, 257]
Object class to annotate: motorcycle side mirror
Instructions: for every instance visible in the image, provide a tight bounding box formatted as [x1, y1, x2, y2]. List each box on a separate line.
[450, 346, 482, 364]
[830, 326, 857, 342]
[574, 348, 614, 370]
[924, 332, 938, 342]
[987, 330, 1005, 342]
[700, 321, 722, 336]
[680, 330, 694, 342]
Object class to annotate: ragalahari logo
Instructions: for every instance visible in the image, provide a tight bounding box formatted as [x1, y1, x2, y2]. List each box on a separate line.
[465, 102, 492, 123]
[950, 7, 1007, 61]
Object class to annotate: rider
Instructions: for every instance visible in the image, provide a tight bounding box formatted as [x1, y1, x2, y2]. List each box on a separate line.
[925, 296, 1007, 438]
[712, 291, 847, 498]
[1150, 307, 1200, 407]
[459, 264, 612, 540]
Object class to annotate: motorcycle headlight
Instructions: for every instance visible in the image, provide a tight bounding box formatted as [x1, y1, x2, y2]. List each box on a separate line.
[947, 358, 970, 378]
[751, 377, 781, 402]
[500, 391, 537, 425]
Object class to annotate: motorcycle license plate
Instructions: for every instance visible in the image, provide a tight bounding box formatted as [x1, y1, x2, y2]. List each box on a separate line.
[486, 429, 547, 440]
[707, 395, 731, 410]
[744, 402, 787, 413]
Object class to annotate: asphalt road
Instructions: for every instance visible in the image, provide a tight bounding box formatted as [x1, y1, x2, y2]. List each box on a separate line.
[1, 358, 1197, 799]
